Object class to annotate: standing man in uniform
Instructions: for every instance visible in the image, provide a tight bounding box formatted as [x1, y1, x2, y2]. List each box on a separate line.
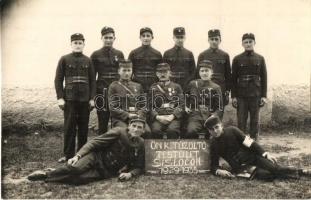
[55, 33, 96, 163]
[163, 27, 196, 90]
[128, 27, 162, 93]
[108, 60, 151, 138]
[91, 27, 124, 134]
[27, 117, 146, 185]
[149, 63, 184, 139]
[186, 60, 223, 139]
[197, 29, 231, 119]
[231, 33, 267, 140]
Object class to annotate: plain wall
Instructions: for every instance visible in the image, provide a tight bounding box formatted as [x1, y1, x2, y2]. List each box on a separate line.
[2, 0, 311, 88]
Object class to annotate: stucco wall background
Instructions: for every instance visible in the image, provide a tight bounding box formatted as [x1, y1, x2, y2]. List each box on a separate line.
[2, 84, 310, 133]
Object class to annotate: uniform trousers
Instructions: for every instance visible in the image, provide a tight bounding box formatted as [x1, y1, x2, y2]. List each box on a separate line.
[233, 150, 301, 180]
[64, 101, 90, 159]
[46, 152, 114, 185]
[237, 97, 261, 139]
[151, 119, 180, 139]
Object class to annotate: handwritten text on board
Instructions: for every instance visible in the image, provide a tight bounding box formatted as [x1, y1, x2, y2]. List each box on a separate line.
[145, 140, 210, 175]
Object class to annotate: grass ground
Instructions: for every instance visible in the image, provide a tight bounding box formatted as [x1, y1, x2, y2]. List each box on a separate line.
[1, 131, 311, 199]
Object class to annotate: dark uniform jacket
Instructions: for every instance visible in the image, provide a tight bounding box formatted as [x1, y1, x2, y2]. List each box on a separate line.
[231, 51, 267, 98]
[149, 81, 184, 121]
[128, 45, 162, 91]
[108, 79, 146, 121]
[54, 52, 96, 102]
[210, 126, 265, 174]
[90, 47, 124, 94]
[197, 48, 231, 93]
[187, 79, 223, 120]
[77, 127, 145, 176]
[163, 46, 196, 89]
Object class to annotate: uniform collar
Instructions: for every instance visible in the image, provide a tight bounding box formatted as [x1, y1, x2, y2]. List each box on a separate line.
[201, 79, 212, 83]
[159, 80, 170, 86]
[174, 45, 183, 50]
[244, 50, 254, 56]
[102, 46, 112, 52]
[209, 47, 219, 53]
[126, 131, 142, 147]
[72, 52, 83, 57]
[141, 44, 151, 49]
[119, 79, 130, 84]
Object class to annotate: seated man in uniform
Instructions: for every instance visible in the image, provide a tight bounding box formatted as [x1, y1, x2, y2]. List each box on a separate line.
[108, 59, 151, 138]
[205, 115, 311, 180]
[185, 60, 223, 139]
[27, 117, 146, 185]
[149, 63, 184, 139]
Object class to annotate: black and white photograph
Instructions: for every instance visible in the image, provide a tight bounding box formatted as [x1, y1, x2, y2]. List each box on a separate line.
[1, 0, 311, 199]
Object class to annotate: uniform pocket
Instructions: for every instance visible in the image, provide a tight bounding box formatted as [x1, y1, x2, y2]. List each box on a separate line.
[217, 59, 226, 64]
[167, 57, 176, 62]
[79, 84, 90, 99]
[65, 85, 74, 99]
[237, 80, 248, 88]
[98, 57, 110, 65]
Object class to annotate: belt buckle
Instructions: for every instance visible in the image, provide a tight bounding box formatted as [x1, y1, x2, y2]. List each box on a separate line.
[199, 105, 207, 110]
[129, 107, 136, 112]
[163, 103, 170, 108]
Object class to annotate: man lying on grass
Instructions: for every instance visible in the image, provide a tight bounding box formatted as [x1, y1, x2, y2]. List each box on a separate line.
[27, 117, 145, 185]
[205, 115, 311, 180]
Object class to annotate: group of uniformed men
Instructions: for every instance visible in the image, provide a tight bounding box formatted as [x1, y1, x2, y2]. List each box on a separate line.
[54, 26, 267, 163]
[26, 26, 310, 185]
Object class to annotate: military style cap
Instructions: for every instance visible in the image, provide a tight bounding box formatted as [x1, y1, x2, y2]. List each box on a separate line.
[71, 33, 85, 42]
[208, 29, 221, 38]
[130, 116, 146, 125]
[119, 59, 133, 68]
[140, 27, 153, 35]
[156, 63, 171, 72]
[173, 27, 185, 36]
[198, 60, 213, 69]
[101, 26, 115, 36]
[242, 33, 255, 41]
[204, 115, 222, 129]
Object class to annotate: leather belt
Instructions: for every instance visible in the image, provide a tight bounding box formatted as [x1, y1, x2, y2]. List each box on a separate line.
[98, 73, 118, 80]
[238, 75, 260, 81]
[65, 76, 89, 84]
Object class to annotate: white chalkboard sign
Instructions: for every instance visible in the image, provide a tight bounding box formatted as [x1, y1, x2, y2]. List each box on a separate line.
[145, 139, 210, 175]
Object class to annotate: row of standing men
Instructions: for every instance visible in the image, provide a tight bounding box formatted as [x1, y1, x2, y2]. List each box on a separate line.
[54, 26, 267, 162]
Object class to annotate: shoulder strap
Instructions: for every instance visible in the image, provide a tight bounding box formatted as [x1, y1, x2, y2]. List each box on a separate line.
[118, 81, 135, 96]
[156, 84, 166, 94]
